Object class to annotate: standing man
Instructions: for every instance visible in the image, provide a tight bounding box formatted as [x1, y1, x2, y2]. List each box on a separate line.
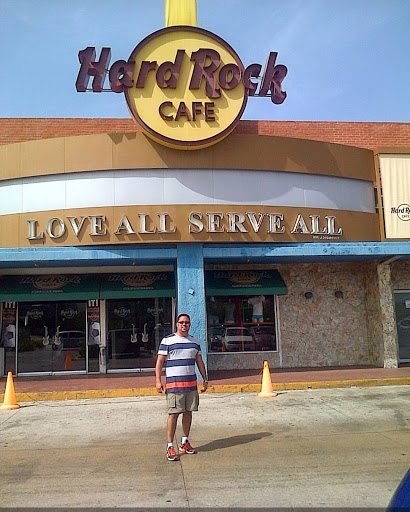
[155, 313, 208, 461]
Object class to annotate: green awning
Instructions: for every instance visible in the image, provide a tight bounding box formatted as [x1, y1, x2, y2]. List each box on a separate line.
[100, 272, 175, 299]
[0, 275, 100, 302]
[205, 269, 287, 296]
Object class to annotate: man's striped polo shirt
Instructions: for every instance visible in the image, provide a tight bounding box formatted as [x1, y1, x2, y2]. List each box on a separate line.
[158, 333, 201, 393]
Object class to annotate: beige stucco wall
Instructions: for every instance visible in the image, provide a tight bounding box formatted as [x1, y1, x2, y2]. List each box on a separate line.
[0, 133, 376, 182]
[0, 132, 379, 248]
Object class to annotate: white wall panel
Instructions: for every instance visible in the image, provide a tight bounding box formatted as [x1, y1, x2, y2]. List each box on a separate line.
[260, 172, 306, 206]
[164, 169, 214, 204]
[114, 169, 165, 205]
[0, 180, 22, 215]
[304, 173, 342, 210]
[0, 168, 376, 215]
[214, 170, 262, 204]
[342, 178, 375, 212]
[22, 176, 66, 212]
[66, 172, 114, 208]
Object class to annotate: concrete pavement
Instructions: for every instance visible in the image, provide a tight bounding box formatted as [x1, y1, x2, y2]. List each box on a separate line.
[0, 385, 409, 509]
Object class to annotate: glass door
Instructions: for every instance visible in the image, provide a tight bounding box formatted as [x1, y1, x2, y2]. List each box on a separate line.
[16, 301, 87, 374]
[106, 297, 172, 371]
[394, 291, 410, 363]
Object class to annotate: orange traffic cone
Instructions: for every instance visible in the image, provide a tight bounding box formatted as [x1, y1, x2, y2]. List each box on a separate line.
[1, 372, 21, 411]
[64, 350, 72, 370]
[258, 360, 277, 398]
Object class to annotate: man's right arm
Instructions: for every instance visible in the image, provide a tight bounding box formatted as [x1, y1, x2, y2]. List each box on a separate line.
[155, 354, 166, 393]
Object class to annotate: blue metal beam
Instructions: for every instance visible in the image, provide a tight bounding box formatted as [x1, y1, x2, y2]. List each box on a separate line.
[202, 242, 410, 262]
[0, 245, 178, 268]
[0, 242, 408, 269]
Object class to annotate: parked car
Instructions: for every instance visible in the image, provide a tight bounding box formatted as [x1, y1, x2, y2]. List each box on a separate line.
[58, 330, 85, 349]
[208, 326, 224, 351]
[249, 325, 276, 351]
[221, 327, 254, 352]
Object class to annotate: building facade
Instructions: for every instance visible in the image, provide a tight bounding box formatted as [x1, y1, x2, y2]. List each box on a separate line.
[0, 119, 409, 377]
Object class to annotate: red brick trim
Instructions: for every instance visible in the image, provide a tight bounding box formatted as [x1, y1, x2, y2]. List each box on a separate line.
[0, 118, 408, 150]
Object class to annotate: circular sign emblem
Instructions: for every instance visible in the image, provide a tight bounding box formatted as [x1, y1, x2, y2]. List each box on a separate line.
[33, 276, 70, 290]
[122, 273, 156, 287]
[227, 271, 260, 285]
[28, 309, 44, 320]
[397, 204, 410, 221]
[114, 307, 131, 318]
[125, 26, 247, 150]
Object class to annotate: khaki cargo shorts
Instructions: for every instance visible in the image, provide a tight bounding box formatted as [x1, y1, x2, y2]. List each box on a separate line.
[166, 390, 199, 414]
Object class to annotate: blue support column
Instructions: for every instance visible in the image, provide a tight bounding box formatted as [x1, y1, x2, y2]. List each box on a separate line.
[176, 243, 207, 368]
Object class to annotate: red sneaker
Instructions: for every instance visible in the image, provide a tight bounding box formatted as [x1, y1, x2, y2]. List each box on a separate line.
[180, 441, 197, 454]
[166, 446, 180, 461]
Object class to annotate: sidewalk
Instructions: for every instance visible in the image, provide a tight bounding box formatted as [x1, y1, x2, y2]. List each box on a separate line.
[2, 364, 410, 402]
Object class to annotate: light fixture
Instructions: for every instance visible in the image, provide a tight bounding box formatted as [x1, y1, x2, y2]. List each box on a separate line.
[334, 290, 343, 299]
[304, 291, 313, 299]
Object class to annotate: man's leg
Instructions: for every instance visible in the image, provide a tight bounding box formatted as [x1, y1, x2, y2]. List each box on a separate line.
[181, 410, 192, 438]
[166, 413, 180, 461]
[180, 410, 196, 454]
[167, 412, 179, 443]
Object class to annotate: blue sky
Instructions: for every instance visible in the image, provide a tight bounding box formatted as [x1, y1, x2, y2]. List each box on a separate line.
[1, 0, 409, 121]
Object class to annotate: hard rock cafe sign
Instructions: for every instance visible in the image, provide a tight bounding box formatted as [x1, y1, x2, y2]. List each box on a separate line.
[75, 13, 287, 150]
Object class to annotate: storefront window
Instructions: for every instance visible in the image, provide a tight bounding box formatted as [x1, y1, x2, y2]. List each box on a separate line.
[106, 297, 172, 371]
[206, 295, 277, 352]
[13, 301, 87, 374]
[394, 291, 410, 363]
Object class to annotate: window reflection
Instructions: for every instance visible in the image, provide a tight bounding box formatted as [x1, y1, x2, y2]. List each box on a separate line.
[206, 295, 277, 353]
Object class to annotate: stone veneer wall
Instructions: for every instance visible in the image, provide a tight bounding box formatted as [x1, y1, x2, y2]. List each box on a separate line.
[278, 263, 371, 368]
[360, 260, 410, 369]
[377, 263, 399, 368]
[363, 261, 384, 366]
[208, 262, 373, 371]
[391, 261, 410, 290]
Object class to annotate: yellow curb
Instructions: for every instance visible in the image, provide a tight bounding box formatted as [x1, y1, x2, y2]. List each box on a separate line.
[207, 377, 410, 393]
[5, 387, 159, 403]
[274, 377, 410, 390]
[1, 377, 409, 403]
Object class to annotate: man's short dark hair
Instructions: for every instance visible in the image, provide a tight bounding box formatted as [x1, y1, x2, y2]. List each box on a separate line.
[177, 313, 191, 322]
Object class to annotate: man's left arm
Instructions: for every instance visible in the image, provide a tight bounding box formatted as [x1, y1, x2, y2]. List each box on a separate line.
[195, 353, 208, 392]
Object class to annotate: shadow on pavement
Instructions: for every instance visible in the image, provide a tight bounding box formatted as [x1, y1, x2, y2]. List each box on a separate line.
[198, 431, 272, 452]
